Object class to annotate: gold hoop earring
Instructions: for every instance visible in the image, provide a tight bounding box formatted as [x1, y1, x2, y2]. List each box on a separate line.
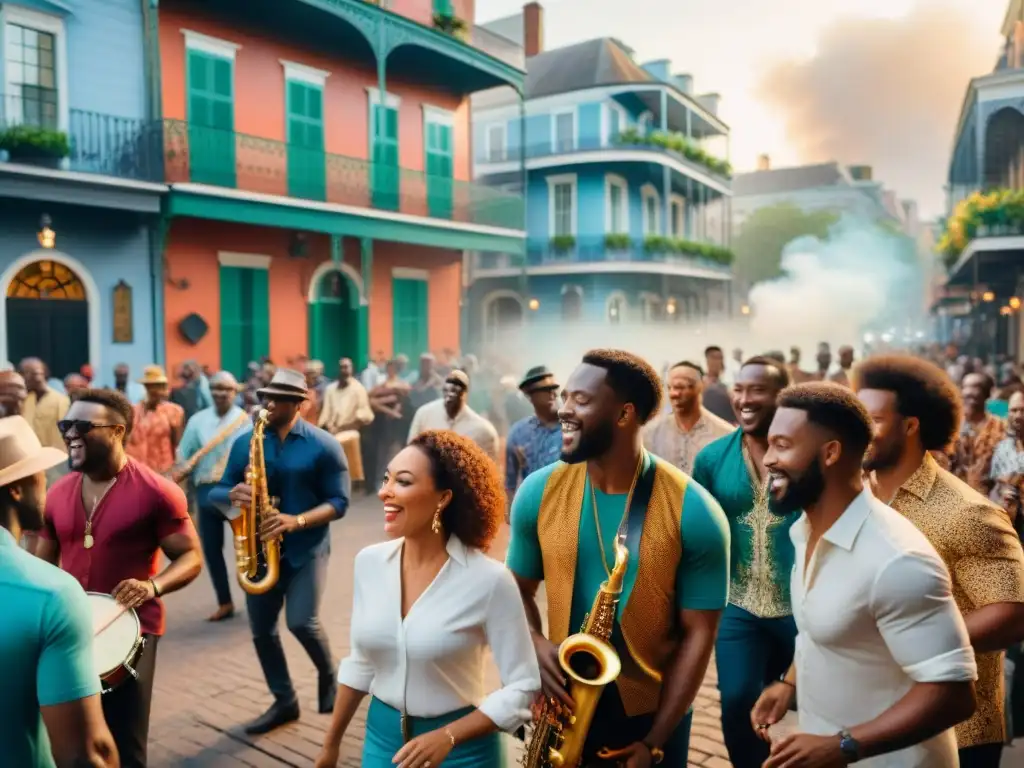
[432, 508, 442, 534]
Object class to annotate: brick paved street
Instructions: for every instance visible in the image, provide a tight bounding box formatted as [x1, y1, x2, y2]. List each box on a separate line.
[147, 495, 730, 767]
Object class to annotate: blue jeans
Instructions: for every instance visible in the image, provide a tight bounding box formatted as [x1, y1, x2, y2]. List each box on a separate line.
[195, 485, 231, 607]
[246, 548, 334, 705]
[715, 604, 797, 768]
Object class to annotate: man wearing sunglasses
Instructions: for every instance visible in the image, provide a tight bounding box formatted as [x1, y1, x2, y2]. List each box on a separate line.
[35, 388, 202, 768]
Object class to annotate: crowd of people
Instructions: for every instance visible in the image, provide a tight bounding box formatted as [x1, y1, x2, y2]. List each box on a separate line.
[2, 338, 1024, 768]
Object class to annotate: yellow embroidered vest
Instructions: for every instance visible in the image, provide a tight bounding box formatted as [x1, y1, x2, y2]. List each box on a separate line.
[536, 455, 686, 716]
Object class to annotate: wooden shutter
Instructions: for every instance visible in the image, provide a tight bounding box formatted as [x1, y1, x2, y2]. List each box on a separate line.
[219, 266, 244, 378]
[287, 80, 326, 200]
[392, 278, 428, 360]
[425, 121, 453, 218]
[187, 49, 236, 187]
[372, 103, 399, 210]
[249, 268, 270, 363]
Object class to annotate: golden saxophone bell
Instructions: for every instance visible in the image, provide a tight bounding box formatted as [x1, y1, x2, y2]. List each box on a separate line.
[230, 408, 280, 595]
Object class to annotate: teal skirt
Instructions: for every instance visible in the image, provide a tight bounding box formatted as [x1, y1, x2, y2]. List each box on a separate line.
[363, 697, 505, 767]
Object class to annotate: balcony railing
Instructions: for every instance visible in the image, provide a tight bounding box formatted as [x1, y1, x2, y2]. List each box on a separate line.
[475, 235, 733, 274]
[479, 132, 732, 181]
[163, 119, 523, 230]
[0, 93, 163, 183]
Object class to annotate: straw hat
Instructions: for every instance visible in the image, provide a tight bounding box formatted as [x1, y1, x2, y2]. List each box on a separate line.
[138, 365, 169, 386]
[0, 416, 67, 487]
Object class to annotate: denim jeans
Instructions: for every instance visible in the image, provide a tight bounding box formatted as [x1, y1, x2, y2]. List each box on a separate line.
[195, 484, 232, 607]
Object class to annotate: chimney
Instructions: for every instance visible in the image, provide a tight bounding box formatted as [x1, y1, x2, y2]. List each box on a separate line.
[757, 154, 770, 171]
[673, 73, 693, 94]
[523, 2, 543, 57]
[696, 92, 720, 115]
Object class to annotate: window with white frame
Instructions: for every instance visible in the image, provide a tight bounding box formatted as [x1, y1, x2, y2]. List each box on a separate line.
[486, 123, 506, 162]
[641, 293, 662, 322]
[553, 110, 575, 152]
[607, 292, 627, 324]
[3, 8, 64, 128]
[606, 102, 626, 144]
[641, 185, 660, 236]
[548, 174, 576, 238]
[606, 174, 628, 235]
[670, 196, 686, 238]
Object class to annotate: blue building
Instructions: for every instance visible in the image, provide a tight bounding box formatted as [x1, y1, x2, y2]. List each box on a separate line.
[0, 0, 164, 379]
[466, 27, 734, 349]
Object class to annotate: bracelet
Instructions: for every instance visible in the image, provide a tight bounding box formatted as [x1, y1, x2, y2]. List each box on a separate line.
[642, 742, 665, 765]
[443, 726, 456, 748]
[779, 678, 795, 688]
[149, 578, 161, 598]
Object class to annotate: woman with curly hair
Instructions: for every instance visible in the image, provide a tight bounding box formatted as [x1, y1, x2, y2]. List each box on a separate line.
[316, 430, 540, 768]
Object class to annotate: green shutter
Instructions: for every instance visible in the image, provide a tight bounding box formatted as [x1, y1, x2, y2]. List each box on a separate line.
[219, 265, 269, 378]
[187, 49, 236, 187]
[249, 268, 270, 363]
[433, 0, 454, 15]
[371, 103, 399, 211]
[392, 277, 429, 360]
[286, 80, 326, 201]
[426, 121, 453, 219]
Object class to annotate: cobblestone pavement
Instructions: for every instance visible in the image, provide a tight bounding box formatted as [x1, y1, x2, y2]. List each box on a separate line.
[147, 495, 730, 767]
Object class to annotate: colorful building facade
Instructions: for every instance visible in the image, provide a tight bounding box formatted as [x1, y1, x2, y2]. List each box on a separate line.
[155, 0, 526, 377]
[466, 21, 733, 350]
[0, 0, 165, 379]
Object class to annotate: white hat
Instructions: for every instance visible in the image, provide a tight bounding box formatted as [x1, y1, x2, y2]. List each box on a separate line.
[0, 416, 67, 487]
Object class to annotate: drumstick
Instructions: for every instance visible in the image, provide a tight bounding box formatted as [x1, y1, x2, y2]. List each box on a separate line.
[94, 603, 130, 637]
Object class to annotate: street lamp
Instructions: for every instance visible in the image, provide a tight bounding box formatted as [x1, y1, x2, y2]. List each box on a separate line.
[37, 214, 55, 249]
[1011, 297, 1022, 310]
[982, 291, 995, 303]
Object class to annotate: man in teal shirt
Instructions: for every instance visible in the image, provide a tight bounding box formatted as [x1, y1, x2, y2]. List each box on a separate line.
[692, 356, 799, 768]
[507, 349, 730, 767]
[0, 415, 117, 767]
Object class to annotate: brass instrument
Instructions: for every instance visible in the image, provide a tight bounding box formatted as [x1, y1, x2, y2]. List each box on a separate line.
[523, 542, 628, 768]
[230, 409, 280, 595]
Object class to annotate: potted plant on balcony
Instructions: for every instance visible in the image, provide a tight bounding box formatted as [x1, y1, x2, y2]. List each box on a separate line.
[433, 12, 468, 39]
[604, 233, 631, 251]
[550, 234, 576, 256]
[0, 124, 70, 169]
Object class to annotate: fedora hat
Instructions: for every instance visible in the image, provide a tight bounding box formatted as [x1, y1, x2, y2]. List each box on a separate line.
[519, 365, 559, 393]
[256, 368, 309, 401]
[138, 365, 169, 386]
[0, 416, 67, 488]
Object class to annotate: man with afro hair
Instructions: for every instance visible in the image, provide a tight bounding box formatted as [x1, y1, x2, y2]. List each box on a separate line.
[855, 354, 1024, 767]
[507, 349, 730, 766]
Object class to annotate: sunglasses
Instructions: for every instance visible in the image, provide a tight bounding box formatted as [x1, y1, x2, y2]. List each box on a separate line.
[58, 420, 120, 437]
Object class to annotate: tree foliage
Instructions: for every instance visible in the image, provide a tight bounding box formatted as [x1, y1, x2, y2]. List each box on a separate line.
[732, 203, 839, 286]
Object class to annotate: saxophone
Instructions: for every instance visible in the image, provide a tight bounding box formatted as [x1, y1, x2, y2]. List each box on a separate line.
[523, 542, 628, 768]
[230, 409, 281, 595]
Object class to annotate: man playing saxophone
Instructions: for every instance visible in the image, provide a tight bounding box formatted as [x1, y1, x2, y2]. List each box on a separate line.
[210, 369, 351, 735]
[507, 349, 731, 767]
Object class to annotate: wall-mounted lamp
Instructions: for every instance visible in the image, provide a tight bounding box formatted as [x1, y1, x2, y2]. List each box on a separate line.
[740, 304, 751, 316]
[1001, 305, 1013, 316]
[666, 299, 677, 315]
[37, 214, 55, 249]
[982, 291, 995, 302]
[528, 298, 540, 311]
[1010, 296, 1021, 310]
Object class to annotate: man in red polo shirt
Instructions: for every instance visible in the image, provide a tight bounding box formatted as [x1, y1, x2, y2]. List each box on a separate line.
[36, 388, 202, 768]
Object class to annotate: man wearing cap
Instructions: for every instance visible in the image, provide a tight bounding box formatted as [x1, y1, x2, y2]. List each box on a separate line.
[174, 371, 250, 621]
[505, 366, 562, 506]
[0, 415, 119, 767]
[211, 368, 350, 734]
[126, 365, 185, 474]
[408, 369, 500, 461]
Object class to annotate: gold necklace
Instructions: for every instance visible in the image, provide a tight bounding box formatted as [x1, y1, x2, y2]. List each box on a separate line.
[83, 459, 127, 550]
[590, 451, 645, 578]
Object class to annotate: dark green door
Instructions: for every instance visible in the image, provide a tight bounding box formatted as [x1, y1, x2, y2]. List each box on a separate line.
[426, 121, 453, 219]
[371, 103, 399, 211]
[308, 270, 357, 364]
[187, 49, 236, 187]
[6, 298, 88, 378]
[392, 277, 428, 360]
[220, 266, 269, 379]
[287, 80, 326, 201]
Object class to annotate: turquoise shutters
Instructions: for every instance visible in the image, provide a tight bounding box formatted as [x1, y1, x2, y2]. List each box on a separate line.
[392, 274, 428, 360]
[283, 63, 330, 201]
[370, 95, 400, 211]
[424, 108, 454, 219]
[219, 262, 270, 379]
[186, 41, 236, 188]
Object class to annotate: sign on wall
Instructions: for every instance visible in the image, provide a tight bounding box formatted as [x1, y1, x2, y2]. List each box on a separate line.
[112, 280, 133, 344]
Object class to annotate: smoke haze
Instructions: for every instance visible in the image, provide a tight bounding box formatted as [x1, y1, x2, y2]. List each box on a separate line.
[759, 2, 998, 218]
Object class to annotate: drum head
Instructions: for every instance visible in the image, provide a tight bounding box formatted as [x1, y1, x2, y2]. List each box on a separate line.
[86, 592, 140, 678]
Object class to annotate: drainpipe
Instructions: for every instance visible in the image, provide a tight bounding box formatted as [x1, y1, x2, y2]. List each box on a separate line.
[150, 214, 168, 366]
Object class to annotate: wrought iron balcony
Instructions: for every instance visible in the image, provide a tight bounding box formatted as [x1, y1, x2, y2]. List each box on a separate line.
[0, 93, 163, 183]
[163, 119, 524, 230]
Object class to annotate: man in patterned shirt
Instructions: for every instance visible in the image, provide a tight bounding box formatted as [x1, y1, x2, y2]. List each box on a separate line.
[692, 357, 799, 768]
[990, 389, 1024, 521]
[856, 355, 1024, 768]
[949, 372, 1005, 495]
[505, 366, 561, 510]
[644, 361, 734, 475]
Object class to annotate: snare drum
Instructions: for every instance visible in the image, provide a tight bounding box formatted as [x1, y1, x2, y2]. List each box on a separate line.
[87, 592, 146, 692]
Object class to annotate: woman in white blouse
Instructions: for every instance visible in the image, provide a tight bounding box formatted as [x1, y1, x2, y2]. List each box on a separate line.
[316, 429, 541, 768]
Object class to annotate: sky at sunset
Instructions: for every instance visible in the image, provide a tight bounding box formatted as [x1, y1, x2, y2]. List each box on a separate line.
[477, 0, 1010, 219]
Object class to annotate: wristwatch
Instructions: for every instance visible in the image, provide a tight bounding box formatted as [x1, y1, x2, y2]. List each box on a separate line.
[642, 741, 664, 765]
[297, 514, 307, 529]
[838, 729, 861, 763]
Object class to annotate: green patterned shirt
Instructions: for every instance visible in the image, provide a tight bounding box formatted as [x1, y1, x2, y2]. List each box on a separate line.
[692, 430, 800, 618]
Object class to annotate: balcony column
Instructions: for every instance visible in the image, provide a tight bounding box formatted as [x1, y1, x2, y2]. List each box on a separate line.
[685, 109, 692, 141]
[518, 91, 529, 306]
[661, 90, 670, 237]
[686, 176, 693, 239]
[359, 237, 373, 370]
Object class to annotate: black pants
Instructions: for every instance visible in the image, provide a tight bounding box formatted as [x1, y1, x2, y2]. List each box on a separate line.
[101, 635, 158, 768]
[958, 742, 1003, 768]
[247, 549, 334, 705]
[196, 485, 232, 606]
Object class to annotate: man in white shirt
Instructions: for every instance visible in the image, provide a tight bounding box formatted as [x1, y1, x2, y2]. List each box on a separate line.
[753, 382, 977, 767]
[408, 371, 499, 462]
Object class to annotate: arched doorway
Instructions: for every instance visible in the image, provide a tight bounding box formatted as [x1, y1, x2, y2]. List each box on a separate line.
[6, 258, 89, 377]
[984, 107, 1024, 189]
[308, 267, 359, 367]
[482, 290, 525, 347]
[561, 285, 583, 321]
